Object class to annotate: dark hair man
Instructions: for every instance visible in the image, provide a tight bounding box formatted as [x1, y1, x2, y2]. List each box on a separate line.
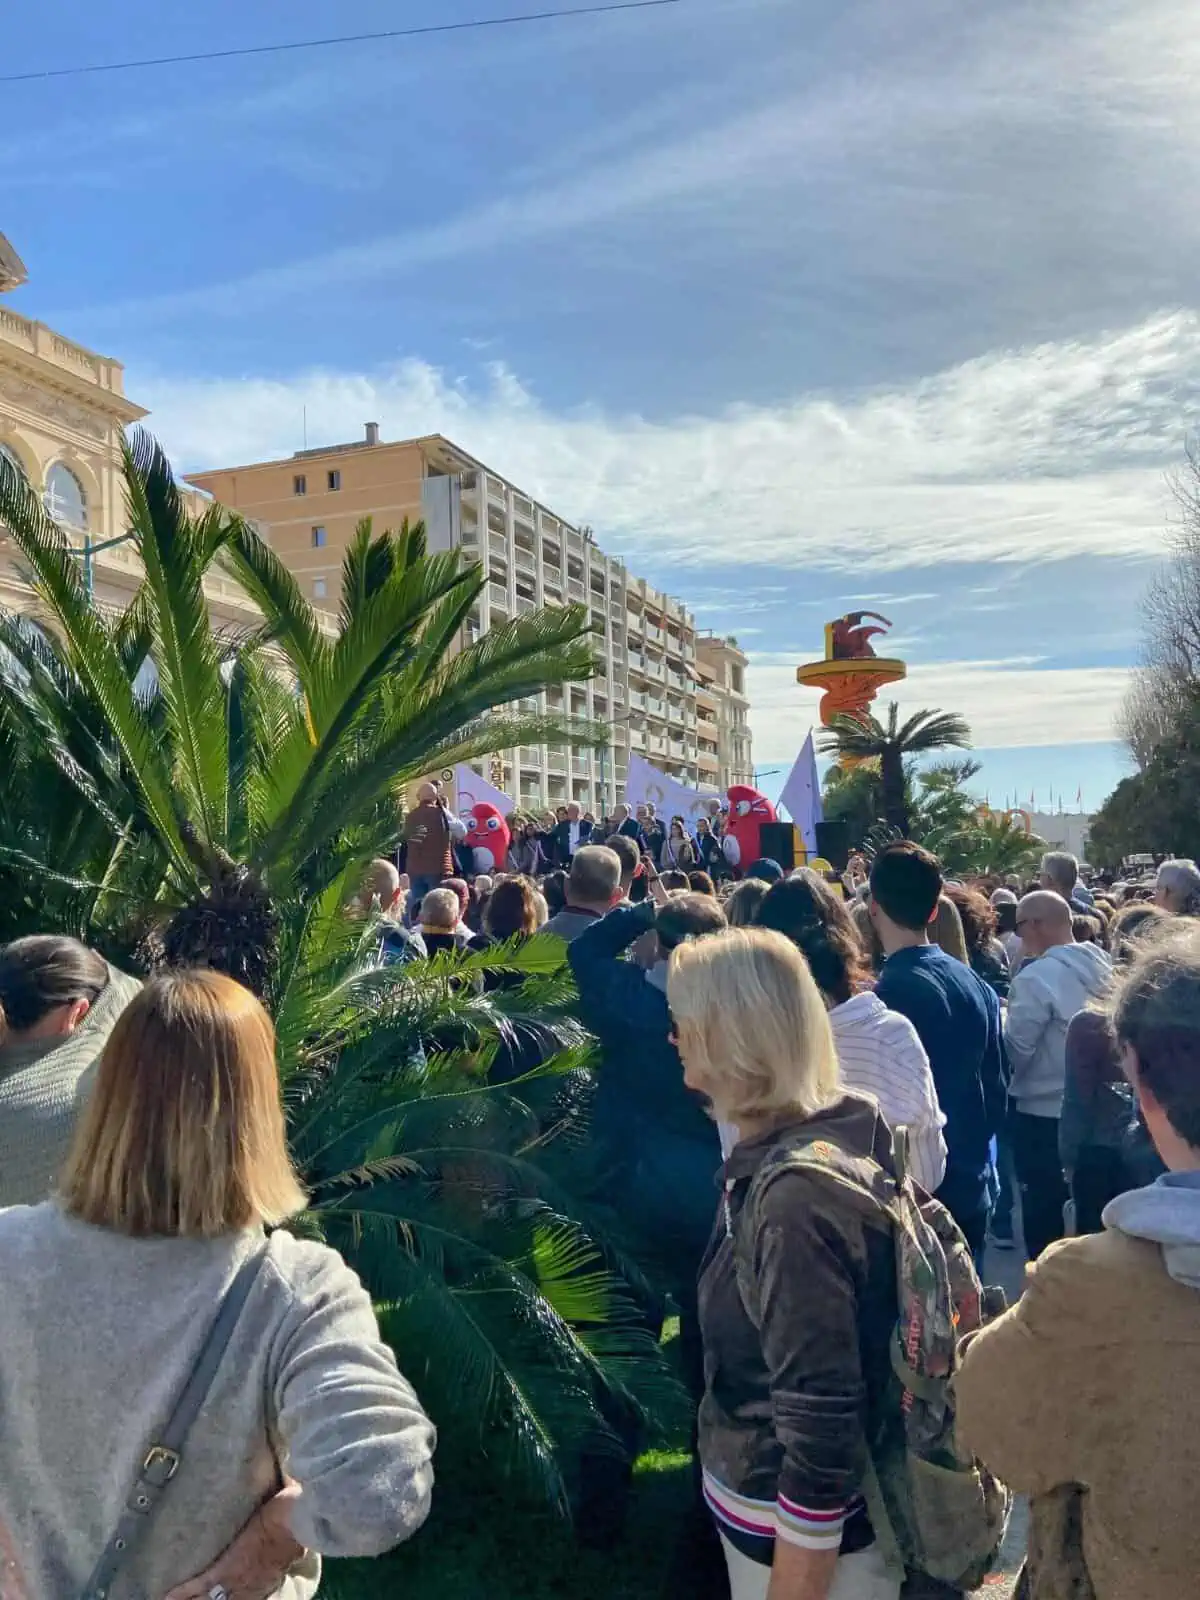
[870, 842, 1007, 1264]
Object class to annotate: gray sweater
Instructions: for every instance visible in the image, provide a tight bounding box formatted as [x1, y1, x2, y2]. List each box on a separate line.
[0, 1204, 435, 1599]
[0, 964, 141, 1208]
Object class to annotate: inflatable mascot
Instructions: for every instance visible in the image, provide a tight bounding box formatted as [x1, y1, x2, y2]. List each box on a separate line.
[722, 784, 776, 870]
[465, 803, 511, 874]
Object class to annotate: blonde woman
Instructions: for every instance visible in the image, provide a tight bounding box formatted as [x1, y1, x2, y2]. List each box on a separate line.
[668, 929, 902, 1600]
[0, 970, 434, 1600]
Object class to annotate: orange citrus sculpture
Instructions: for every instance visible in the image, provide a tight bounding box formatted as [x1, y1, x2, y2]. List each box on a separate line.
[796, 610, 907, 727]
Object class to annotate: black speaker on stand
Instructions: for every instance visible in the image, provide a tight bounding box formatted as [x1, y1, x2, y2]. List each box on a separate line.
[814, 820, 852, 872]
[758, 821, 802, 870]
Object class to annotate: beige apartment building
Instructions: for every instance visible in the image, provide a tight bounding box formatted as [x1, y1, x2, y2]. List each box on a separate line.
[189, 427, 752, 814]
[0, 301, 257, 630]
[696, 633, 754, 791]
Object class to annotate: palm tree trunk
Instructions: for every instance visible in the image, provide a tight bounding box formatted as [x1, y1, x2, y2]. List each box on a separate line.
[881, 751, 909, 835]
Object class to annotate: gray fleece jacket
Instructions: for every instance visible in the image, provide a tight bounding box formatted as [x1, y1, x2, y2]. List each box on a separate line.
[0, 963, 141, 1208]
[1004, 941, 1112, 1117]
[0, 1205, 435, 1600]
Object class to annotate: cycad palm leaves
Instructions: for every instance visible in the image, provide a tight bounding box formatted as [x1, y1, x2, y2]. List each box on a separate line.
[820, 703, 971, 835]
[0, 430, 603, 990]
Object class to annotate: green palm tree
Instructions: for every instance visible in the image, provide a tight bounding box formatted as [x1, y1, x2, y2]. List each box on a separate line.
[0, 430, 602, 992]
[948, 812, 1046, 879]
[819, 703, 972, 836]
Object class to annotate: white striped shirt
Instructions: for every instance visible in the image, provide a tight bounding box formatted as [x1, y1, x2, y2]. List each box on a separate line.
[828, 991, 947, 1193]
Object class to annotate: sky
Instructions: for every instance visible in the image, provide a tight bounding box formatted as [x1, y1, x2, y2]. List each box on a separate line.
[5, 0, 1198, 810]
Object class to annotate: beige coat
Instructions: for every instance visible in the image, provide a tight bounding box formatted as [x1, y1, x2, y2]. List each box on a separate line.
[955, 1227, 1200, 1599]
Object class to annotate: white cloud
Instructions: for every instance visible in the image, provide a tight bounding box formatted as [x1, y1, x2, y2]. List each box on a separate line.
[745, 652, 1132, 763]
[138, 309, 1192, 573]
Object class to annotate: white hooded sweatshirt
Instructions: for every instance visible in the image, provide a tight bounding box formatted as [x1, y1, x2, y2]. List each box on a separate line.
[1005, 940, 1112, 1117]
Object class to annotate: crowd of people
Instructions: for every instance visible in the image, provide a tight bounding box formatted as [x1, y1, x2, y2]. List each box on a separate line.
[3, 794, 1200, 1597]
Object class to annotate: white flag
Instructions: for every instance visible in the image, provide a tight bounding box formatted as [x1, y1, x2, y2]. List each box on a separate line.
[778, 731, 823, 854]
[454, 763, 514, 816]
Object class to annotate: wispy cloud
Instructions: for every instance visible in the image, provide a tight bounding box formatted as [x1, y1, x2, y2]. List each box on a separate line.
[745, 653, 1133, 763]
[139, 309, 1190, 572]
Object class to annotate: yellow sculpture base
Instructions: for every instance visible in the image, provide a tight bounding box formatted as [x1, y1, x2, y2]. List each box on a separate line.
[795, 657, 907, 727]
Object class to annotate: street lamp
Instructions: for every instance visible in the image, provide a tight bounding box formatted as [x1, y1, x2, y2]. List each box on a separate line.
[754, 765, 784, 787]
[66, 530, 135, 600]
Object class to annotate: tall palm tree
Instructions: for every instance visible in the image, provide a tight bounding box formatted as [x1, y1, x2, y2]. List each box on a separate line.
[820, 703, 971, 836]
[0, 431, 603, 994]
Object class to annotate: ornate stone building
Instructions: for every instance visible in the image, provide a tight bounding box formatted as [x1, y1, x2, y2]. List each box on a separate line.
[0, 242, 257, 627]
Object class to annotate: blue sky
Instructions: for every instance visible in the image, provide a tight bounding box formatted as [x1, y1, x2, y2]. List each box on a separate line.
[6, 0, 1198, 809]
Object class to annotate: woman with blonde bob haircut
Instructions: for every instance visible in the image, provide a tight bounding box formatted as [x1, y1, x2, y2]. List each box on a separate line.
[0, 970, 435, 1600]
[669, 930, 904, 1600]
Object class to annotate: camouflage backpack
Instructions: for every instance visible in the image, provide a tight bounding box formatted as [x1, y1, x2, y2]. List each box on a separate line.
[731, 1125, 1011, 1591]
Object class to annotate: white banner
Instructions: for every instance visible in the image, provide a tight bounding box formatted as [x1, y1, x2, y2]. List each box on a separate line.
[454, 763, 514, 816]
[624, 753, 721, 828]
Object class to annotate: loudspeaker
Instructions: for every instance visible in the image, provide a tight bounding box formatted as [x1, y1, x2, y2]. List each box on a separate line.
[815, 820, 852, 872]
[759, 821, 803, 870]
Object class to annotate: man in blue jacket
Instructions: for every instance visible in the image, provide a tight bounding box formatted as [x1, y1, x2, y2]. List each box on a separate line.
[569, 888, 728, 1305]
[871, 841, 1008, 1265]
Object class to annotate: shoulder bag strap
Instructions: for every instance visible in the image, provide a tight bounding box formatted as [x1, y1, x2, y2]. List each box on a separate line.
[80, 1249, 268, 1600]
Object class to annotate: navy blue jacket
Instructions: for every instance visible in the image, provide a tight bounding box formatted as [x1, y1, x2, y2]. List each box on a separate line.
[875, 944, 1008, 1228]
[568, 902, 721, 1266]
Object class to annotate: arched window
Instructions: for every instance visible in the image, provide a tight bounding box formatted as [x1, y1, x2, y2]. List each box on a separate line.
[44, 462, 88, 529]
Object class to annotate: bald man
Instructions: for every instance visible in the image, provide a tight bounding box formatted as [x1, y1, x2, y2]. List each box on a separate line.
[1005, 891, 1112, 1260]
[402, 780, 466, 922]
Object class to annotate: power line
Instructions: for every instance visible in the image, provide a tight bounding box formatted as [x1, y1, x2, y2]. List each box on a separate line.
[0, 0, 683, 86]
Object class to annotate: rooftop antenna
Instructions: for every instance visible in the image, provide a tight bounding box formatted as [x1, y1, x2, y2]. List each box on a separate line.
[303, 404, 308, 450]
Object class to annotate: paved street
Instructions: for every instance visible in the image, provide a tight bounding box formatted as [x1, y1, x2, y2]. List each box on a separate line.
[972, 1237, 1029, 1597]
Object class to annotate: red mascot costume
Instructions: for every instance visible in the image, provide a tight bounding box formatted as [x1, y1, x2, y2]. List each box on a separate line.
[465, 803, 511, 874]
[722, 784, 776, 872]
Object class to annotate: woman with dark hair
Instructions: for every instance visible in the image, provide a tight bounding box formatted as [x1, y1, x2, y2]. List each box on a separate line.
[1060, 901, 1171, 1231]
[687, 870, 717, 897]
[660, 817, 698, 872]
[944, 884, 1011, 999]
[0, 936, 140, 1207]
[756, 871, 946, 1192]
[507, 819, 548, 878]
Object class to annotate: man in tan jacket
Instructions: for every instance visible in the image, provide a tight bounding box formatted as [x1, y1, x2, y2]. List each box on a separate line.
[955, 924, 1200, 1599]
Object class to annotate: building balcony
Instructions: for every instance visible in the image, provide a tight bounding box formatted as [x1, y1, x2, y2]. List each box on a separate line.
[513, 492, 534, 518]
[626, 610, 644, 635]
[486, 474, 506, 504]
[571, 754, 591, 774]
[488, 582, 510, 611]
[519, 746, 542, 767]
[568, 578, 585, 601]
[546, 752, 567, 774]
[514, 546, 535, 574]
[611, 643, 626, 663]
[628, 728, 647, 749]
[488, 530, 508, 555]
[515, 594, 536, 615]
[649, 735, 668, 756]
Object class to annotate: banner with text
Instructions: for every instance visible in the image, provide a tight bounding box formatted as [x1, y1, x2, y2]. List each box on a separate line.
[624, 753, 721, 828]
